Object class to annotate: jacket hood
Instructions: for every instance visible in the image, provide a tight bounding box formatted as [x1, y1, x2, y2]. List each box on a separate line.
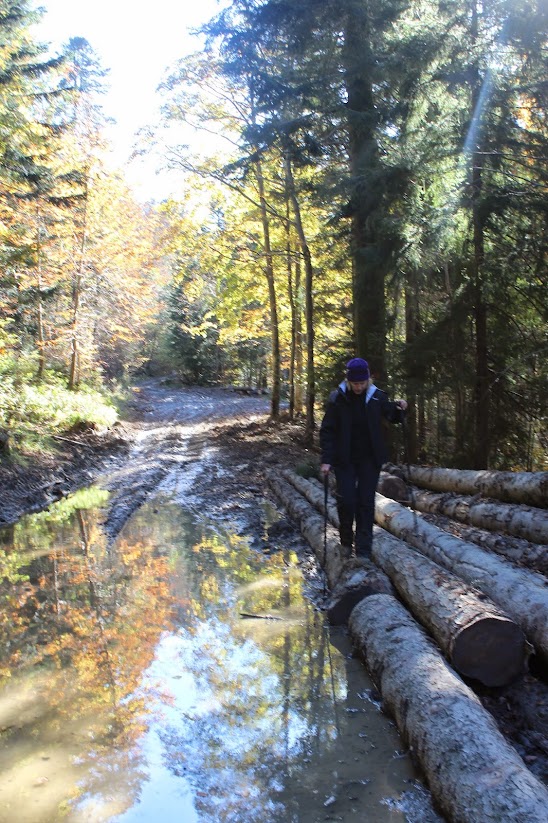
[338, 381, 377, 404]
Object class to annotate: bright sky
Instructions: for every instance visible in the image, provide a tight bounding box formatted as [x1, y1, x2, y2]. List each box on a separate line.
[32, 0, 225, 199]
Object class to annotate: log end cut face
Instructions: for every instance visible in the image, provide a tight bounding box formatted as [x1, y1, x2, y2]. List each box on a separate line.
[451, 617, 529, 688]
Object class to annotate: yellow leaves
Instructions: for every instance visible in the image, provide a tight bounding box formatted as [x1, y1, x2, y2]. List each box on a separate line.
[201, 576, 221, 602]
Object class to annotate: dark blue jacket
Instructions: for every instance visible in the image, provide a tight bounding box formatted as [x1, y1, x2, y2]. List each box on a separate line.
[320, 382, 404, 470]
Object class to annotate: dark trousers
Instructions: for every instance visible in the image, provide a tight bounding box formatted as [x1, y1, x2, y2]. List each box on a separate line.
[334, 460, 380, 555]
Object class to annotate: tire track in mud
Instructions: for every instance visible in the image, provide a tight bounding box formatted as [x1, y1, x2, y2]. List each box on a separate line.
[99, 382, 271, 545]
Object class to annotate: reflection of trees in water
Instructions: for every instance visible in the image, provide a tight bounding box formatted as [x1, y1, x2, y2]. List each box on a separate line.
[0, 496, 349, 822]
[156, 539, 347, 822]
[0, 492, 179, 818]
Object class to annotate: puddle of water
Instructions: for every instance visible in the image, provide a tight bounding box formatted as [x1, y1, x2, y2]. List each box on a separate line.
[0, 489, 439, 823]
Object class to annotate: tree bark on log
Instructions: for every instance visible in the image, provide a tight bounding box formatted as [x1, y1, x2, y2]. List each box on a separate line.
[268, 472, 394, 623]
[324, 556, 394, 625]
[281, 470, 340, 526]
[267, 473, 344, 585]
[277, 472, 528, 676]
[374, 493, 548, 663]
[371, 529, 529, 686]
[349, 595, 548, 823]
[409, 487, 548, 545]
[420, 510, 548, 577]
[385, 463, 548, 508]
[377, 471, 411, 503]
[281, 469, 410, 518]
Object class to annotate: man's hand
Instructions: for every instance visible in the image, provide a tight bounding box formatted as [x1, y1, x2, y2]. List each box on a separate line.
[395, 399, 408, 411]
[320, 463, 331, 475]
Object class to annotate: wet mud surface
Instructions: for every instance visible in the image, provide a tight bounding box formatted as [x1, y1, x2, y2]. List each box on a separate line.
[1, 378, 548, 810]
[0, 380, 443, 822]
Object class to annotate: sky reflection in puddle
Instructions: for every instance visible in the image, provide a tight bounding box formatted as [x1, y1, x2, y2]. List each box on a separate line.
[0, 489, 437, 823]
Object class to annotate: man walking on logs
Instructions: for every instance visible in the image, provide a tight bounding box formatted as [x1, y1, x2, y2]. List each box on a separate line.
[320, 358, 408, 557]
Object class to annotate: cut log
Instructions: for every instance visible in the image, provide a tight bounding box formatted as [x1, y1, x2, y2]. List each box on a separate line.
[374, 493, 548, 663]
[281, 470, 340, 526]
[277, 471, 522, 669]
[377, 471, 411, 503]
[349, 595, 548, 823]
[410, 486, 548, 545]
[281, 469, 410, 517]
[371, 529, 529, 686]
[420, 510, 548, 577]
[324, 557, 394, 625]
[385, 462, 548, 508]
[268, 472, 394, 621]
[267, 473, 345, 586]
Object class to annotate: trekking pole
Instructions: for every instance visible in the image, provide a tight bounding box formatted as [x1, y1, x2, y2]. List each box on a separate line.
[323, 470, 329, 566]
[323, 469, 329, 596]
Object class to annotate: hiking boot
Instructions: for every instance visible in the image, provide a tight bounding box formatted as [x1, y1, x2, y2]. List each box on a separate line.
[355, 541, 372, 559]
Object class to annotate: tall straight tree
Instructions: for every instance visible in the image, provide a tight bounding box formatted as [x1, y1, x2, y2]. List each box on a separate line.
[215, 0, 412, 381]
[57, 38, 110, 389]
[158, 47, 288, 418]
[343, 0, 387, 379]
[0, 0, 66, 352]
[282, 145, 315, 440]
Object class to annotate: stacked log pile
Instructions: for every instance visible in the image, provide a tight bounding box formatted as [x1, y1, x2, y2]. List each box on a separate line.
[373, 495, 548, 663]
[384, 463, 548, 507]
[384, 464, 548, 574]
[267, 465, 548, 823]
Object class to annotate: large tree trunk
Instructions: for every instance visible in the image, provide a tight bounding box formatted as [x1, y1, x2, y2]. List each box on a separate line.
[469, 0, 490, 470]
[68, 179, 89, 391]
[349, 595, 548, 823]
[35, 217, 46, 381]
[284, 152, 315, 443]
[342, 3, 386, 379]
[386, 462, 548, 507]
[284, 196, 296, 420]
[281, 470, 339, 525]
[374, 493, 548, 663]
[294, 262, 304, 416]
[371, 529, 528, 686]
[404, 268, 421, 463]
[255, 156, 281, 420]
[409, 487, 548, 544]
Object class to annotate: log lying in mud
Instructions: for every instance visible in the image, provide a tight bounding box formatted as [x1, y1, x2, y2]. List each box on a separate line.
[267, 473, 343, 585]
[278, 472, 526, 676]
[421, 511, 548, 577]
[268, 472, 393, 623]
[281, 469, 410, 519]
[385, 462, 548, 508]
[349, 595, 548, 823]
[281, 469, 340, 526]
[374, 493, 548, 663]
[371, 529, 528, 686]
[410, 487, 548, 545]
[324, 556, 394, 625]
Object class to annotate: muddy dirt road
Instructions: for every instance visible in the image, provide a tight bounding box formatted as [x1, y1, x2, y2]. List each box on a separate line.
[0, 380, 443, 823]
[100, 381, 279, 546]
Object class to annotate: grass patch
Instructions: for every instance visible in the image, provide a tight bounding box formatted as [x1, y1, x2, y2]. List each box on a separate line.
[0, 372, 119, 459]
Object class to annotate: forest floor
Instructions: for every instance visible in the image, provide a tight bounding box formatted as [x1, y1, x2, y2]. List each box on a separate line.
[1, 377, 547, 796]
